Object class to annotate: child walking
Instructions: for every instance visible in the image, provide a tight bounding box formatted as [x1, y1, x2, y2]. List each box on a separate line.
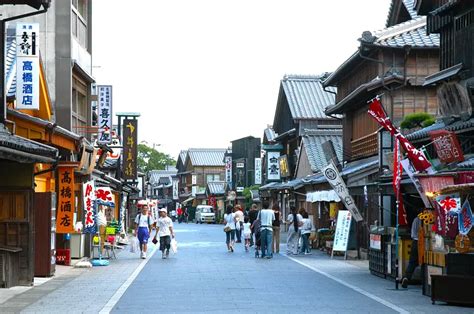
[243, 217, 251, 252]
[153, 208, 175, 259]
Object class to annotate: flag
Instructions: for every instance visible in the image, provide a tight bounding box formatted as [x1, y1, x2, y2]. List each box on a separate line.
[435, 193, 461, 214]
[459, 199, 473, 235]
[368, 98, 432, 172]
[392, 138, 407, 225]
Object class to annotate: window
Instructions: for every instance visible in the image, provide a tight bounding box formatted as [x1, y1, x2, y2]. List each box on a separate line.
[206, 174, 220, 183]
[72, 75, 89, 137]
[71, 0, 88, 49]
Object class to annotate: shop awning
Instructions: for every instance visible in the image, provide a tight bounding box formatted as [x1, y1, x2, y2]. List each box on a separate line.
[182, 197, 195, 204]
[306, 190, 340, 203]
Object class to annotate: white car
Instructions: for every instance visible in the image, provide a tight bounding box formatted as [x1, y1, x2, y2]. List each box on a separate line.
[195, 205, 216, 224]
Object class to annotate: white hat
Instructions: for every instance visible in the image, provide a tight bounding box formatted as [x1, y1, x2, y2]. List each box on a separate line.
[159, 208, 167, 213]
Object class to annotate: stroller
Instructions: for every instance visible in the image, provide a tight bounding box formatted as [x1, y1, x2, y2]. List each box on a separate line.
[252, 219, 262, 258]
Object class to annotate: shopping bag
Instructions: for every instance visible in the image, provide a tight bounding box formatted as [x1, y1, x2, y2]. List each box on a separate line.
[170, 238, 178, 254]
[129, 236, 139, 253]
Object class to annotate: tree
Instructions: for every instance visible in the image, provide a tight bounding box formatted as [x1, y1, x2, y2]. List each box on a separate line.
[400, 112, 435, 130]
[137, 144, 176, 172]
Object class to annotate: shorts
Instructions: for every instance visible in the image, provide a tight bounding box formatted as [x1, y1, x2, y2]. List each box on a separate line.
[137, 227, 150, 244]
[244, 232, 251, 240]
[160, 235, 171, 251]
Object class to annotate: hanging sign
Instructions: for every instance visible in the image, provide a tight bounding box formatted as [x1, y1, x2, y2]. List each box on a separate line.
[82, 180, 96, 234]
[97, 85, 113, 144]
[57, 165, 75, 233]
[333, 210, 352, 252]
[322, 160, 363, 222]
[368, 98, 432, 173]
[225, 156, 232, 186]
[122, 119, 138, 180]
[95, 186, 115, 207]
[279, 155, 290, 178]
[267, 151, 281, 181]
[172, 178, 179, 200]
[254, 158, 262, 185]
[429, 130, 464, 164]
[16, 23, 40, 110]
[458, 199, 473, 235]
[435, 193, 461, 214]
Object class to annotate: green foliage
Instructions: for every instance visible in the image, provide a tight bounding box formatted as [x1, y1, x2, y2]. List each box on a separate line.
[242, 185, 261, 209]
[422, 117, 436, 128]
[137, 143, 176, 172]
[400, 112, 435, 130]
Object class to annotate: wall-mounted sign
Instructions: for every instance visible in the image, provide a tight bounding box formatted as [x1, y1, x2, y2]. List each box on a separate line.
[279, 155, 290, 178]
[429, 130, 464, 164]
[225, 156, 232, 186]
[57, 165, 76, 233]
[236, 162, 245, 168]
[255, 158, 262, 185]
[122, 119, 138, 180]
[82, 180, 96, 234]
[16, 23, 40, 110]
[172, 178, 179, 200]
[97, 85, 113, 144]
[267, 151, 280, 181]
[192, 174, 197, 185]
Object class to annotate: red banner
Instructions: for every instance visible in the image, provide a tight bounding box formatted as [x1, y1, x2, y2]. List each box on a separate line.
[368, 98, 432, 172]
[429, 130, 464, 164]
[393, 139, 407, 225]
[418, 175, 454, 193]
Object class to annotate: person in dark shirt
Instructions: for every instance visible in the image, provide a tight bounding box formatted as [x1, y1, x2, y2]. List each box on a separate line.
[248, 203, 259, 246]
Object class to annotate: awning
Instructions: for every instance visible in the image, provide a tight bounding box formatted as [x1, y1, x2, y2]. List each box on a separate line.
[423, 63, 463, 86]
[306, 190, 341, 203]
[182, 197, 195, 204]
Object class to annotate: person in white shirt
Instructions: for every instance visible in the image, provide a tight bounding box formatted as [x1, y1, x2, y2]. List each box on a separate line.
[299, 210, 314, 255]
[153, 208, 175, 259]
[256, 200, 275, 259]
[134, 205, 153, 259]
[224, 205, 236, 252]
[285, 206, 303, 255]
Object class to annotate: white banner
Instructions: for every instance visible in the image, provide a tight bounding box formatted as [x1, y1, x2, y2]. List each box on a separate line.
[333, 210, 352, 252]
[16, 23, 40, 110]
[172, 178, 179, 200]
[82, 180, 96, 233]
[322, 161, 363, 222]
[97, 85, 113, 144]
[225, 156, 232, 185]
[255, 158, 262, 185]
[267, 151, 280, 181]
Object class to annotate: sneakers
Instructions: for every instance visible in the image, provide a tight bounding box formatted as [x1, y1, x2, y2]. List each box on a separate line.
[166, 249, 170, 258]
[142, 252, 147, 259]
[230, 246, 234, 253]
[162, 251, 166, 259]
[304, 252, 312, 255]
[401, 277, 408, 288]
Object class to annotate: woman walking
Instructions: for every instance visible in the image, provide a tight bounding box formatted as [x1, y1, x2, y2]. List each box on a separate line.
[286, 206, 303, 255]
[300, 211, 314, 255]
[272, 203, 282, 254]
[224, 205, 236, 252]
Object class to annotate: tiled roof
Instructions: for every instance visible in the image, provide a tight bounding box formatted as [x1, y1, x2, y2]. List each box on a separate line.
[406, 117, 474, 141]
[386, 0, 418, 27]
[301, 129, 342, 172]
[187, 148, 226, 167]
[5, 37, 17, 97]
[148, 169, 177, 186]
[281, 75, 336, 120]
[102, 158, 118, 169]
[179, 150, 187, 163]
[207, 181, 226, 195]
[374, 17, 439, 48]
[457, 156, 474, 169]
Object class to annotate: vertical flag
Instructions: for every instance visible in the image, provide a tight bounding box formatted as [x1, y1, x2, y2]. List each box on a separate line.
[393, 138, 408, 225]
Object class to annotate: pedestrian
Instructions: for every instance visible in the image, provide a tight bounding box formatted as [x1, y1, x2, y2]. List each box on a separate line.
[256, 200, 275, 259]
[243, 216, 252, 252]
[177, 206, 183, 223]
[234, 205, 244, 243]
[134, 205, 153, 259]
[248, 203, 259, 247]
[272, 203, 282, 254]
[401, 214, 422, 288]
[183, 207, 189, 223]
[300, 210, 314, 255]
[224, 205, 236, 252]
[285, 206, 303, 255]
[251, 213, 261, 258]
[153, 208, 175, 259]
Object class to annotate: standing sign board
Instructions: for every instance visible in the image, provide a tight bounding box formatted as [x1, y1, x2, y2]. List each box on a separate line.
[16, 23, 40, 110]
[332, 210, 352, 259]
[322, 161, 363, 222]
[122, 119, 138, 180]
[267, 151, 280, 181]
[97, 86, 113, 144]
[57, 165, 75, 233]
[254, 158, 262, 185]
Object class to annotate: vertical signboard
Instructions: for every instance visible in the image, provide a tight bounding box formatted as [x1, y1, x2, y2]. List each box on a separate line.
[267, 151, 280, 181]
[16, 23, 40, 110]
[97, 85, 113, 144]
[82, 180, 96, 234]
[57, 165, 75, 233]
[332, 210, 352, 255]
[172, 178, 179, 200]
[122, 119, 138, 180]
[225, 156, 232, 186]
[255, 158, 262, 185]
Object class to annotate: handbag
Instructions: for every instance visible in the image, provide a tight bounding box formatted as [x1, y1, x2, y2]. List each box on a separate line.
[170, 239, 178, 254]
[224, 226, 232, 233]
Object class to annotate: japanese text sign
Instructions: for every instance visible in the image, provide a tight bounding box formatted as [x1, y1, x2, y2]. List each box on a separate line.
[255, 158, 262, 185]
[368, 98, 432, 172]
[95, 186, 115, 207]
[459, 199, 473, 235]
[322, 161, 363, 222]
[267, 151, 281, 181]
[82, 180, 96, 234]
[333, 210, 352, 252]
[429, 130, 464, 164]
[97, 85, 113, 144]
[435, 193, 461, 214]
[172, 178, 179, 200]
[122, 119, 138, 180]
[225, 156, 232, 186]
[16, 23, 40, 110]
[57, 166, 75, 233]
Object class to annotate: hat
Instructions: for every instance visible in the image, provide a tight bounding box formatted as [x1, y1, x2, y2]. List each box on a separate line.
[159, 208, 167, 213]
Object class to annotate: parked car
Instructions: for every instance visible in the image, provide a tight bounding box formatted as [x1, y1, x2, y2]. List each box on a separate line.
[195, 205, 216, 224]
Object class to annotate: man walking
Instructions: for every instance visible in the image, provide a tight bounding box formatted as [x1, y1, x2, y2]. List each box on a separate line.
[401, 215, 421, 288]
[153, 208, 175, 259]
[135, 205, 153, 259]
[256, 200, 275, 259]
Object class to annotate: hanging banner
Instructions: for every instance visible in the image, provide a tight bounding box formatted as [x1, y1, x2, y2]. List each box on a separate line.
[368, 98, 432, 173]
[267, 151, 281, 181]
[459, 199, 473, 235]
[322, 160, 363, 222]
[429, 130, 464, 164]
[254, 158, 262, 185]
[401, 159, 431, 208]
[393, 138, 408, 225]
[122, 119, 138, 180]
[333, 210, 352, 252]
[172, 178, 179, 200]
[16, 23, 40, 110]
[97, 85, 113, 144]
[57, 165, 75, 233]
[95, 186, 115, 207]
[225, 156, 232, 186]
[435, 193, 461, 214]
[82, 180, 96, 234]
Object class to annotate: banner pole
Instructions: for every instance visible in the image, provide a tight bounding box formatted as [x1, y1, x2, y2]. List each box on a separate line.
[395, 198, 400, 290]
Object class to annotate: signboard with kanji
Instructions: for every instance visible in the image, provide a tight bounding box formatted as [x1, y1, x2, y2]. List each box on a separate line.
[82, 180, 96, 234]
[225, 156, 232, 186]
[267, 151, 280, 181]
[254, 158, 262, 185]
[122, 119, 138, 180]
[429, 130, 464, 164]
[57, 166, 75, 233]
[97, 85, 113, 144]
[333, 210, 352, 252]
[16, 23, 40, 110]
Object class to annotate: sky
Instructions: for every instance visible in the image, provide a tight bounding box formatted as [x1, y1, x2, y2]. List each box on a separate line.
[92, 0, 391, 160]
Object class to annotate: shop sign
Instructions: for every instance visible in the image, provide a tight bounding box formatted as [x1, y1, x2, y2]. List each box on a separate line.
[333, 210, 352, 252]
[16, 23, 40, 110]
[225, 156, 232, 185]
[369, 234, 382, 250]
[455, 171, 474, 184]
[255, 158, 262, 185]
[418, 175, 454, 194]
[172, 178, 179, 200]
[435, 193, 461, 214]
[120, 194, 127, 234]
[267, 151, 280, 181]
[429, 130, 464, 164]
[459, 199, 473, 235]
[401, 159, 431, 208]
[82, 180, 96, 234]
[97, 85, 113, 144]
[95, 186, 115, 207]
[122, 119, 138, 180]
[57, 165, 75, 233]
[192, 175, 197, 185]
[322, 160, 363, 222]
[236, 162, 244, 168]
[368, 98, 432, 172]
[279, 155, 290, 178]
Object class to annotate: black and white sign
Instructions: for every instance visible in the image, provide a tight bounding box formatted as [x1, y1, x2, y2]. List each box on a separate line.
[255, 158, 262, 185]
[267, 151, 280, 181]
[97, 85, 113, 144]
[225, 156, 232, 185]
